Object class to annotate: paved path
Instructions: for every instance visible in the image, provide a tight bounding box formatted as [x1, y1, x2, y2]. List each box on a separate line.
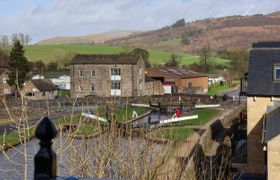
[0, 106, 96, 134]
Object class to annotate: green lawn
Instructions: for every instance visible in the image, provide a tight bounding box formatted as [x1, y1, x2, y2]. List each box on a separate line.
[108, 106, 147, 123]
[25, 44, 230, 66]
[58, 89, 70, 97]
[158, 127, 195, 142]
[0, 115, 84, 149]
[207, 82, 239, 96]
[177, 108, 220, 126]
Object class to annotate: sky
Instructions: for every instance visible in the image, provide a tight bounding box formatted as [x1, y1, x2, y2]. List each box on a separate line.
[0, 0, 280, 43]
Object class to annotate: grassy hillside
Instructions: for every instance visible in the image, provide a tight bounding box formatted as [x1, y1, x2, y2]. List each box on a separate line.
[25, 44, 230, 66]
[105, 12, 280, 52]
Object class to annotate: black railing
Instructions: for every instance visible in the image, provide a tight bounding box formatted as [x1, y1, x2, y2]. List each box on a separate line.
[34, 117, 105, 180]
[239, 73, 247, 96]
[34, 117, 57, 180]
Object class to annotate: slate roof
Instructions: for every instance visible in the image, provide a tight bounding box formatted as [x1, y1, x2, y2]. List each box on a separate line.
[247, 41, 280, 96]
[70, 54, 140, 65]
[31, 79, 57, 92]
[146, 68, 207, 80]
[264, 106, 280, 142]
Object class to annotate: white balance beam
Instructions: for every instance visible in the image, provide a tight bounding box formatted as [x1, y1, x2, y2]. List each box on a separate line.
[195, 104, 220, 108]
[131, 103, 150, 108]
[82, 113, 108, 122]
[159, 115, 198, 124]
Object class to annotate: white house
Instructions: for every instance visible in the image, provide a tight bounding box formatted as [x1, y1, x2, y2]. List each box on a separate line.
[50, 75, 70, 90]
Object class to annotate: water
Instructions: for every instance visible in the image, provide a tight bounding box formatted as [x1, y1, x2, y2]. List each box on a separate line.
[0, 125, 168, 179]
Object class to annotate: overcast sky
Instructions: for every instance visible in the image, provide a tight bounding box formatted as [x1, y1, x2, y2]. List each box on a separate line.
[0, 0, 280, 43]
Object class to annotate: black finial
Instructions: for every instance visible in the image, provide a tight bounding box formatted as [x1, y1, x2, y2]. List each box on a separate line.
[34, 116, 58, 180]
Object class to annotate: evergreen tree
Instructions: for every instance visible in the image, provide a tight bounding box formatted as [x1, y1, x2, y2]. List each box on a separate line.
[8, 40, 30, 89]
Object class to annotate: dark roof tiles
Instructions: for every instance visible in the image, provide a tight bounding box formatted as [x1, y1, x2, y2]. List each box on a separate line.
[70, 54, 140, 65]
[31, 79, 57, 92]
[247, 44, 280, 96]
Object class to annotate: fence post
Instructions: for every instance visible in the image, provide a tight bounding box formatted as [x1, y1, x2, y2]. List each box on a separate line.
[34, 116, 58, 180]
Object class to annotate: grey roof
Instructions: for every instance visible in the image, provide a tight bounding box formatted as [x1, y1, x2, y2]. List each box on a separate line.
[264, 106, 280, 142]
[31, 79, 57, 92]
[252, 41, 280, 48]
[247, 42, 280, 96]
[70, 54, 140, 65]
[147, 68, 207, 79]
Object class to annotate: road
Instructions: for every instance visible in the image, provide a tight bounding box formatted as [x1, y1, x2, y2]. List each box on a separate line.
[226, 88, 247, 102]
[0, 106, 96, 135]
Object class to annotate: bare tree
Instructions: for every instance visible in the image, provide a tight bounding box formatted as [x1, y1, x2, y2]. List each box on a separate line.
[24, 34, 32, 45]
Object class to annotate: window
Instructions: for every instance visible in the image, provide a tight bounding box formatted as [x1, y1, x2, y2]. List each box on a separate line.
[79, 85, 83, 91]
[79, 70, 83, 77]
[274, 64, 280, 80]
[91, 85, 95, 91]
[91, 70, 95, 77]
[111, 68, 121, 76]
[139, 66, 142, 75]
[111, 82, 121, 90]
[188, 82, 192, 88]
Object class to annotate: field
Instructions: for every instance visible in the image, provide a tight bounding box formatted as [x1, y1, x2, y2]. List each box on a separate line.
[25, 44, 230, 66]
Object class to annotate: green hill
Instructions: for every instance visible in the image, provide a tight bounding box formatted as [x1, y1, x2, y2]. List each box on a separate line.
[25, 44, 230, 66]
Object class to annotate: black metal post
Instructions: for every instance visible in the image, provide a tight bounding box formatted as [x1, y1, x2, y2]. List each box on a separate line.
[34, 116, 58, 180]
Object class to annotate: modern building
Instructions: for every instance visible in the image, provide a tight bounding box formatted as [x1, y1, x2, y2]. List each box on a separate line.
[21, 79, 58, 100]
[69, 54, 145, 98]
[246, 41, 280, 179]
[50, 75, 71, 90]
[146, 67, 208, 94]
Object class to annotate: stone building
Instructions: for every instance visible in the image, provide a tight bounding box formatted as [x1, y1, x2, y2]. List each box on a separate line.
[69, 54, 145, 98]
[142, 76, 164, 96]
[0, 69, 11, 98]
[146, 67, 208, 94]
[21, 79, 58, 100]
[246, 41, 280, 179]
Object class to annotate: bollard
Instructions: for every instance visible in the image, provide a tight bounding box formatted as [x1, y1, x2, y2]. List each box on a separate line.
[34, 116, 58, 180]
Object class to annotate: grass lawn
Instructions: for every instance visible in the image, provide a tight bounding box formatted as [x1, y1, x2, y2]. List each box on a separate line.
[176, 108, 220, 126]
[76, 122, 100, 136]
[58, 89, 70, 97]
[25, 44, 230, 67]
[156, 127, 195, 142]
[107, 106, 147, 123]
[0, 115, 84, 149]
[207, 81, 239, 96]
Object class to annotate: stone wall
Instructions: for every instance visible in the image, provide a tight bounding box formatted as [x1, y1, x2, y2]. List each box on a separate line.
[246, 96, 279, 173]
[143, 80, 164, 96]
[267, 135, 280, 180]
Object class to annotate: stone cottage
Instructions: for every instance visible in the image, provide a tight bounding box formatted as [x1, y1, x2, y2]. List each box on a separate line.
[69, 54, 145, 98]
[21, 79, 58, 100]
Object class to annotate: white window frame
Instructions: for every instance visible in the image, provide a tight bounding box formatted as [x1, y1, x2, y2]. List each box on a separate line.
[79, 70, 83, 77]
[274, 64, 280, 81]
[111, 68, 121, 76]
[111, 81, 121, 90]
